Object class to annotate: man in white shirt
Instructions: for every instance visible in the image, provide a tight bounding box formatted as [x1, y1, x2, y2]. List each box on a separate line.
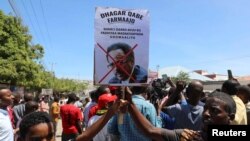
[0, 88, 14, 141]
[88, 93, 117, 141]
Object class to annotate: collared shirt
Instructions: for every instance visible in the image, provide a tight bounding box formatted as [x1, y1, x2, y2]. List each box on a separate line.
[108, 95, 161, 141]
[83, 101, 97, 128]
[167, 103, 204, 130]
[109, 65, 148, 83]
[0, 109, 14, 141]
[232, 95, 247, 125]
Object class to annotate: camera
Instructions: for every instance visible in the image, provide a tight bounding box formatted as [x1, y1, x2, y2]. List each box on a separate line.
[150, 78, 168, 100]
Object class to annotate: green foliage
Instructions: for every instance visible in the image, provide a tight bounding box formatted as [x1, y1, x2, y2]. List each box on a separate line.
[0, 10, 88, 92]
[0, 10, 43, 86]
[172, 71, 190, 83]
[53, 78, 88, 93]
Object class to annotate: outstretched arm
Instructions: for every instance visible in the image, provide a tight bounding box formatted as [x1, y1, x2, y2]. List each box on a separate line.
[123, 86, 164, 140]
[128, 102, 165, 141]
[76, 100, 124, 141]
[128, 103, 201, 141]
[125, 87, 199, 141]
[164, 81, 186, 106]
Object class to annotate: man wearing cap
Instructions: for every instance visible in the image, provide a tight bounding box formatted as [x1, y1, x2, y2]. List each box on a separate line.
[88, 93, 117, 141]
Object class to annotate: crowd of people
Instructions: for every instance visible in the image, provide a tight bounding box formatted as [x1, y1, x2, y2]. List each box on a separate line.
[0, 78, 250, 141]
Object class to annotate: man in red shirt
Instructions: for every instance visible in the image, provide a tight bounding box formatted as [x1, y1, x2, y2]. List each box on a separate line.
[60, 93, 83, 141]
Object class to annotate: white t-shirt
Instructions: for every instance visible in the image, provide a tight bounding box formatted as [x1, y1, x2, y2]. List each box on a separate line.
[88, 115, 112, 141]
[0, 109, 14, 141]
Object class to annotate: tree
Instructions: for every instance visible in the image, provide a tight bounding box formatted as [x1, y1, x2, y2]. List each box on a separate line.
[172, 71, 190, 83]
[53, 78, 88, 93]
[0, 10, 44, 87]
[0, 10, 88, 92]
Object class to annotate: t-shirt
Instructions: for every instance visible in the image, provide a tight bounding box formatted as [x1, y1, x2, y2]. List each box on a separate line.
[232, 95, 247, 125]
[83, 101, 97, 127]
[60, 104, 83, 134]
[51, 102, 60, 122]
[88, 115, 112, 141]
[0, 109, 14, 141]
[88, 105, 98, 121]
[167, 103, 203, 130]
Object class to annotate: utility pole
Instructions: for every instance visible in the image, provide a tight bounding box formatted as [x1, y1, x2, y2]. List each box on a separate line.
[50, 62, 56, 89]
[156, 65, 160, 78]
[51, 62, 56, 73]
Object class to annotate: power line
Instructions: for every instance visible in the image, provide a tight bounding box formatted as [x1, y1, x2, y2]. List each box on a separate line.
[39, 0, 55, 60]
[8, 0, 22, 18]
[39, 0, 52, 46]
[29, 0, 46, 44]
[8, 0, 54, 72]
[28, 0, 54, 68]
[20, 0, 40, 43]
[8, 0, 38, 45]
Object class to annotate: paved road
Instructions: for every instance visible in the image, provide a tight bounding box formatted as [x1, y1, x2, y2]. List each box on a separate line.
[56, 119, 62, 141]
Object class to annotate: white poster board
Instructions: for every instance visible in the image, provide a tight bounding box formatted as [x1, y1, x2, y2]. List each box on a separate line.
[41, 88, 53, 96]
[94, 7, 149, 86]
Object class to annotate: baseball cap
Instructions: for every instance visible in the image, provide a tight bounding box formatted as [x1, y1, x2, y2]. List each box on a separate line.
[109, 86, 118, 91]
[97, 94, 117, 110]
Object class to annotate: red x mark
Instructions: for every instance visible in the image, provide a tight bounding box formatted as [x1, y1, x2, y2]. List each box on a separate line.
[97, 43, 137, 83]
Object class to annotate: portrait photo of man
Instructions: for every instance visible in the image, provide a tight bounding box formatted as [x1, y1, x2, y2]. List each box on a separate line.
[94, 7, 149, 85]
[106, 43, 148, 84]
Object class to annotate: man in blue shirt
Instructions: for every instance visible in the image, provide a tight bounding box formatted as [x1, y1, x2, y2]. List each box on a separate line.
[108, 86, 161, 141]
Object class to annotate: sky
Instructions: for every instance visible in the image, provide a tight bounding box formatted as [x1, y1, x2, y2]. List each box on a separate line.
[1, 0, 250, 80]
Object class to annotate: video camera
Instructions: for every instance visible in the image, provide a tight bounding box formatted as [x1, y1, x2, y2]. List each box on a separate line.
[150, 74, 169, 100]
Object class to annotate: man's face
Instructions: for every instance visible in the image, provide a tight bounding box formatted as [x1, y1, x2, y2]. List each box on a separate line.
[0, 89, 14, 107]
[202, 97, 231, 131]
[24, 122, 55, 141]
[108, 49, 134, 81]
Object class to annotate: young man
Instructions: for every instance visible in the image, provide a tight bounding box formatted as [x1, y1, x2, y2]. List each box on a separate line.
[0, 88, 15, 141]
[127, 91, 236, 141]
[13, 93, 34, 127]
[165, 81, 204, 130]
[83, 90, 97, 129]
[60, 93, 83, 141]
[236, 85, 250, 124]
[19, 111, 55, 141]
[76, 99, 127, 141]
[87, 93, 117, 141]
[18, 99, 126, 141]
[15, 101, 39, 141]
[50, 96, 60, 135]
[108, 86, 161, 141]
[221, 80, 247, 124]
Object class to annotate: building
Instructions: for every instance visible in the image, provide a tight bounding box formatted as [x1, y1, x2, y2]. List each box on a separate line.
[193, 70, 228, 81]
[158, 66, 213, 81]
